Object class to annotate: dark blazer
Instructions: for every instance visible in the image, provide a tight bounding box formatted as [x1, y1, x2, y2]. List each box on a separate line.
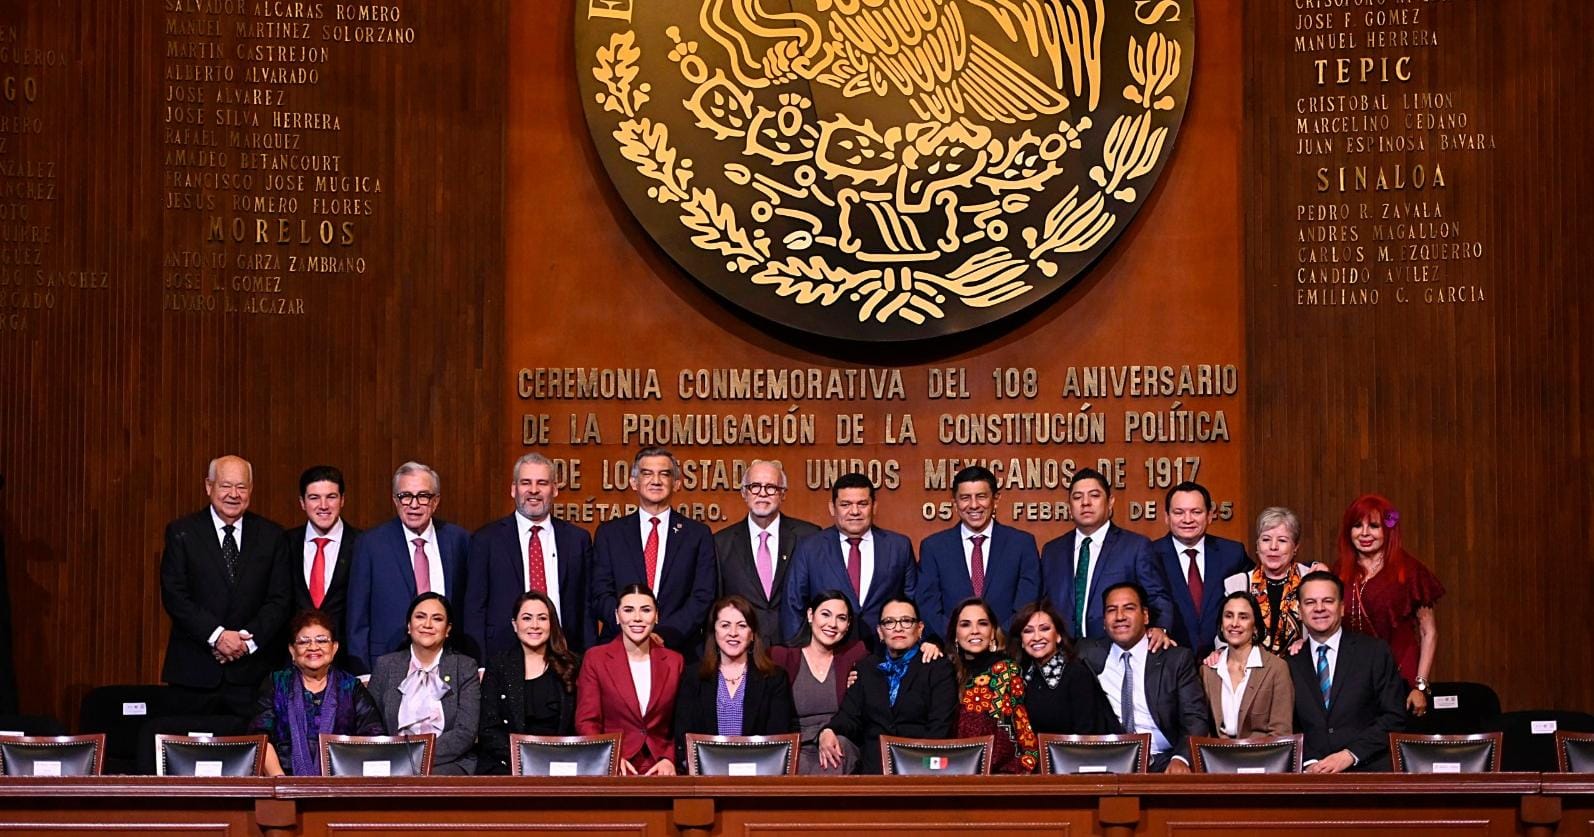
[824, 651, 958, 774]
[159, 508, 290, 689]
[772, 641, 870, 708]
[714, 515, 821, 647]
[590, 512, 718, 654]
[477, 647, 578, 774]
[575, 638, 685, 770]
[1040, 524, 1174, 639]
[278, 522, 362, 640]
[367, 647, 481, 775]
[464, 514, 594, 660]
[1151, 533, 1251, 657]
[1021, 656, 1119, 736]
[916, 521, 1041, 644]
[1200, 645, 1295, 738]
[345, 517, 473, 674]
[1079, 637, 1214, 771]
[673, 663, 795, 769]
[1288, 629, 1407, 770]
[781, 527, 917, 647]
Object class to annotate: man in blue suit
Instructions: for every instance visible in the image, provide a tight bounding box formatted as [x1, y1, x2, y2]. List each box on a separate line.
[782, 473, 920, 651]
[1039, 468, 1176, 649]
[589, 447, 717, 655]
[346, 461, 473, 674]
[1151, 481, 1251, 657]
[465, 453, 594, 661]
[916, 465, 1040, 644]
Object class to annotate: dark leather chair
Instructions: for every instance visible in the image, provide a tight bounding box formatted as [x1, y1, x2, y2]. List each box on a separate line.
[318, 733, 435, 777]
[154, 734, 267, 777]
[78, 684, 191, 774]
[0, 715, 67, 738]
[1390, 732, 1503, 774]
[685, 733, 799, 776]
[1189, 734, 1303, 774]
[0, 734, 107, 776]
[879, 735, 993, 776]
[1037, 733, 1151, 775]
[137, 714, 247, 775]
[509, 733, 621, 777]
[1407, 682, 1501, 735]
[1556, 731, 1594, 773]
[1495, 710, 1594, 772]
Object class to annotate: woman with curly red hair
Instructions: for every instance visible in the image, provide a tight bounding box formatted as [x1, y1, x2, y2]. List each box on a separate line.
[1334, 494, 1445, 716]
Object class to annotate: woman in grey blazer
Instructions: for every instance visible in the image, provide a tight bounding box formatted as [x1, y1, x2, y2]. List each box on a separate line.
[368, 592, 481, 775]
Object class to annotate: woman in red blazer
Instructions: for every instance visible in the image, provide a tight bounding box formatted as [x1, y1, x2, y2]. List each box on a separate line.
[576, 583, 684, 775]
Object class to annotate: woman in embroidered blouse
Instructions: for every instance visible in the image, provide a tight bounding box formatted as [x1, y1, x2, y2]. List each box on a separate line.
[253, 609, 384, 776]
[1334, 494, 1445, 716]
[948, 597, 1038, 773]
[1008, 600, 1116, 737]
[1222, 507, 1319, 655]
[367, 592, 482, 775]
[1200, 592, 1294, 738]
[478, 590, 581, 774]
[673, 595, 795, 770]
[575, 584, 684, 775]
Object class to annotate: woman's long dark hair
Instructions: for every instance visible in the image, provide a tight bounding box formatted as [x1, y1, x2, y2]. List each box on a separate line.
[947, 597, 1006, 686]
[1006, 599, 1079, 666]
[512, 590, 579, 693]
[699, 594, 776, 679]
[785, 589, 859, 650]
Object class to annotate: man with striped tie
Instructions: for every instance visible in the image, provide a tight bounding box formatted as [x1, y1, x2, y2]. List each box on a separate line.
[1290, 571, 1407, 772]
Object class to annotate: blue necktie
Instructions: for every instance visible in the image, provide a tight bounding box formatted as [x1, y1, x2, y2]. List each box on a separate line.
[1119, 651, 1137, 733]
[1316, 645, 1332, 709]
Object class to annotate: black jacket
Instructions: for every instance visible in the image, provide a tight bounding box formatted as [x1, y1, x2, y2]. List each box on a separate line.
[160, 508, 289, 689]
[825, 651, 958, 774]
[673, 662, 795, 770]
[1289, 629, 1407, 770]
[477, 647, 578, 775]
[1078, 637, 1214, 770]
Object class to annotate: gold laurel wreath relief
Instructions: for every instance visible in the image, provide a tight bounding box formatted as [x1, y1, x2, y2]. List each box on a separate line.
[590, 15, 1183, 327]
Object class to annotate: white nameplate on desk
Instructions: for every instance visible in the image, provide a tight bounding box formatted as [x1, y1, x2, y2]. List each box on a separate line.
[188, 731, 214, 738]
[1532, 720, 1558, 734]
[1431, 762, 1461, 774]
[33, 761, 61, 777]
[1076, 765, 1107, 774]
[1237, 767, 1266, 774]
[728, 762, 759, 777]
[0, 730, 22, 737]
[1433, 695, 1459, 710]
[122, 702, 147, 716]
[548, 761, 578, 777]
[362, 760, 391, 777]
[194, 760, 224, 777]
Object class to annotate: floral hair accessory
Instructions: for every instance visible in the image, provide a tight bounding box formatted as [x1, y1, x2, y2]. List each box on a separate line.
[1383, 509, 1400, 528]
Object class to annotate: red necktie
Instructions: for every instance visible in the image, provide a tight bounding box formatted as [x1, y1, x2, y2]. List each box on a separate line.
[846, 536, 863, 599]
[644, 517, 661, 590]
[969, 534, 987, 597]
[1185, 548, 1203, 609]
[309, 537, 330, 608]
[527, 525, 547, 594]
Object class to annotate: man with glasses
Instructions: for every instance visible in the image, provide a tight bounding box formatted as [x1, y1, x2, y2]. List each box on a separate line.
[590, 447, 717, 655]
[160, 455, 290, 717]
[819, 598, 957, 774]
[714, 460, 819, 647]
[346, 461, 473, 674]
[275, 466, 361, 664]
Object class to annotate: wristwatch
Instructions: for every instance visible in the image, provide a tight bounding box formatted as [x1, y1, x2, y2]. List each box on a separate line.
[1414, 677, 1430, 692]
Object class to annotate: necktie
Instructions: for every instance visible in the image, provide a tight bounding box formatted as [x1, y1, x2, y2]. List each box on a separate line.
[969, 534, 987, 597]
[309, 537, 330, 608]
[412, 537, 431, 593]
[755, 531, 775, 600]
[527, 525, 547, 594]
[1073, 536, 1092, 636]
[1119, 650, 1137, 733]
[221, 524, 240, 583]
[1317, 645, 1332, 709]
[846, 536, 863, 599]
[1184, 548, 1203, 609]
[644, 517, 661, 591]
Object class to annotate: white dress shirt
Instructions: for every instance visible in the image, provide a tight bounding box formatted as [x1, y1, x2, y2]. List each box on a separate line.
[1305, 627, 1353, 766]
[302, 518, 346, 596]
[1215, 644, 1263, 736]
[639, 508, 672, 592]
[1098, 634, 1175, 758]
[516, 512, 561, 617]
[1073, 521, 1112, 636]
[961, 522, 993, 580]
[1176, 536, 1206, 584]
[839, 529, 876, 602]
[749, 515, 780, 565]
[405, 521, 446, 596]
[629, 657, 652, 716]
[207, 507, 257, 654]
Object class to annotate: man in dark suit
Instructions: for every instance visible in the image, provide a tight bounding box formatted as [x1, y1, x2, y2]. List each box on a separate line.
[589, 447, 717, 655]
[1151, 481, 1251, 657]
[714, 459, 818, 647]
[159, 455, 291, 716]
[1290, 571, 1407, 773]
[782, 473, 920, 651]
[819, 598, 957, 774]
[1079, 582, 1212, 773]
[916, 465, 1040, 645]
[1040, 468, 1176, 648]
[465, 453, 594, 659]
[346, 461, 473, 674]
[276, 466, 361, 644]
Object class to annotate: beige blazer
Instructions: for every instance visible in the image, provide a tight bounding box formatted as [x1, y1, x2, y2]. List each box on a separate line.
[1200, 646, 1294, 738]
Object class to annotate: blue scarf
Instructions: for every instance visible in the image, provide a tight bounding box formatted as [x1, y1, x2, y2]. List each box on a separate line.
[877, 645, 919, 706]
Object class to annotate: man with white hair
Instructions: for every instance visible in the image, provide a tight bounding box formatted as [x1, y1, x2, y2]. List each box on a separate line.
[714, 460, 819, 647]
[346, 461, 472, 674]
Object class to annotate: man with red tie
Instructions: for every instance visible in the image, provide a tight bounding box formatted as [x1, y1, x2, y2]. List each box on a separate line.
[589, 447, 717, 655]
[464, 453, 594, 659]
[915, 465, 1041, 645]
[276, 466, 362, 660]
[1149, 481, 1251, 657]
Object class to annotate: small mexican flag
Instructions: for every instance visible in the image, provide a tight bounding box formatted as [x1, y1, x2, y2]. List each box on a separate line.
[924, 756, 949, 770]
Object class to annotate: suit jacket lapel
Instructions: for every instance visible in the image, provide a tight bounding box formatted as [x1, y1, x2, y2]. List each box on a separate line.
[1160, 539, 1198, 633]
[770, 519, 800, 603]
[1327, 634, 1353, 712]
[623, 513, 647, 581]
[822, 532, 858, 608]
[733, 520, 767, 606]
[1234, 654, 1261, 724]
[647, 645, 670, 722]
[391, 522, 418, 597]
[552, 520, 574, 592]
[1085, 528, 1118, 611]
[660, 518, 685, 590]
[502, 656, 527, 730]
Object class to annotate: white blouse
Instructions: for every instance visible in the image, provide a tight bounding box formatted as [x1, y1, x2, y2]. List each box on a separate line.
[1215, 645, 1263, 737]
[629, 658, 652, 716]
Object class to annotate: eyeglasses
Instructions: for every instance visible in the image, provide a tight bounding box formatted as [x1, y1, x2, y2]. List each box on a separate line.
[395, 492, 438, 506]
[294, 636, 333, 648]
[879, 617, 919, 630]
[743, 483, 785, 496]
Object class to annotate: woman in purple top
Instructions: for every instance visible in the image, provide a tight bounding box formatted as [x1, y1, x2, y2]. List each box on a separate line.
[252, 609, 384, 776]
[673, 595, 795, 771]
